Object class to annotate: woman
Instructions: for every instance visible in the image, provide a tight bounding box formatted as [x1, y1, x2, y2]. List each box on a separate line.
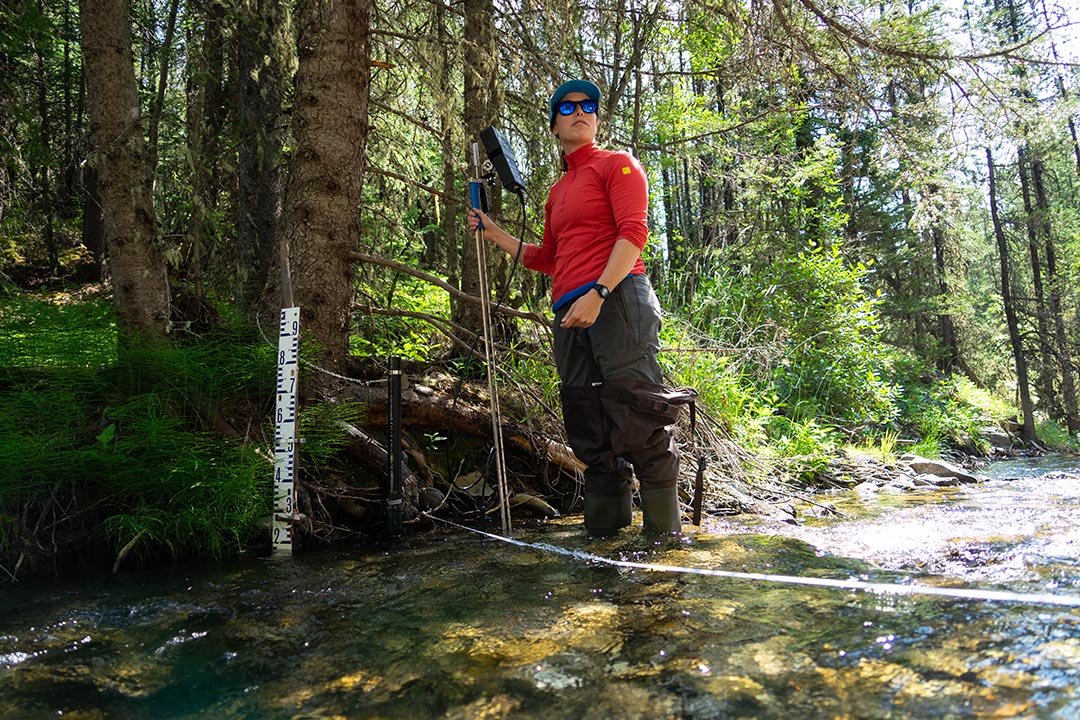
[468, 79, 682, 535]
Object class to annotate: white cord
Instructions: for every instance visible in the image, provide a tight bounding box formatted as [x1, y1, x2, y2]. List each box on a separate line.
[426, 514, 1080, 608]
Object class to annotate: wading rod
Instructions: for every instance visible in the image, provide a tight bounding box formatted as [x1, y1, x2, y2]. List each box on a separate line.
[471, 142, 512, 535]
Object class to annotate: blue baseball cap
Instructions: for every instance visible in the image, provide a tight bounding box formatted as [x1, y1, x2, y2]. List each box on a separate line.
[549, 79, 601, 127]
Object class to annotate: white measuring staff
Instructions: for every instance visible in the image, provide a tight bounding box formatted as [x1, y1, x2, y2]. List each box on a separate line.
[272, 306, 300, 554]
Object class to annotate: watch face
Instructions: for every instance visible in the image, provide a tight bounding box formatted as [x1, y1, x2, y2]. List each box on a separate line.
[594, 285, 609, 298]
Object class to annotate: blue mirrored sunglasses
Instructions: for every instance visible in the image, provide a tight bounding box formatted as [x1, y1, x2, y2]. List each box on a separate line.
[557, 99, 598, 116]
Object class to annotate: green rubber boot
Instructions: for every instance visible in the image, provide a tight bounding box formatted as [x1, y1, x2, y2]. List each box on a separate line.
[640, 486, 682, 535]
[583, 490, 633, 537]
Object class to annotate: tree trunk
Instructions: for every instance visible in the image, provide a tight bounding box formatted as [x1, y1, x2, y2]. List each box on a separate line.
[986, 148, 1036, 444]
[459, 0, 500, 337]
[792, 74, 823, 248]
[930, 222, 960, 374]
[1017, 146, 1056, 416]
[185, 17, 208, 293]
[235, 0, 290, 317]
[1031, 157, 1079, 434]
[33, 0, 58, 276]
[184, 0, 227, 296]
[281, 0, 373, 391]
[435, 0, 459, 282]
[80, 164, 106, 280]
[61, 0, 76, 207]
[1037, 0, 1080, 180]
[147, 0, 179, 175]
[79, 0, 169, 338]
[661, 163, 677, 270]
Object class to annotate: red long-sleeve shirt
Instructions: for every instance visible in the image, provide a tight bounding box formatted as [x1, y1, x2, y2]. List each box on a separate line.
[522, 142, 648, 308]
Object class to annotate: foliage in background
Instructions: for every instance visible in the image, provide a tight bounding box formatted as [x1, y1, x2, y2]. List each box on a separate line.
[761, 244, 898, 426]
[0, 290, 116, 367]
[660, 238, 899, 435]
[353, 274, 451, 361]
[297, 400, 368, 467]
[0, 293, 277, 574]
[1037, 418, 1080, 453]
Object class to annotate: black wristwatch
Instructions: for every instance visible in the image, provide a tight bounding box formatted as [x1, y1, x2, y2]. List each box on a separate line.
[592, 283, 610, 300]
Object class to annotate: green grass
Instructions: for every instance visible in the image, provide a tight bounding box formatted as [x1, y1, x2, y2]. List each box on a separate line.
[0, 291, 117, 368]
[1, 292, 279, 575]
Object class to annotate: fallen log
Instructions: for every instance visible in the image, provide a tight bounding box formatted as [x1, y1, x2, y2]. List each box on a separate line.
[335, 420, 421, 520]
[349, 383, 584, 478]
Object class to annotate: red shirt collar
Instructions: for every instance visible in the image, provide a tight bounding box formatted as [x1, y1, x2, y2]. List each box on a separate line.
[564, 141, 599, 169]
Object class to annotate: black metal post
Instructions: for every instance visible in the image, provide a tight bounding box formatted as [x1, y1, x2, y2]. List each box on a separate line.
[387, 355, 403, 537]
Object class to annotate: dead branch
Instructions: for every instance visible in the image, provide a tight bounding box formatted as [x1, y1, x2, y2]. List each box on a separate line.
[365, 167, 443, 197]
[347, 250, 549, 327]
[355, 304, 551, 365]
[336, 420, 421, 520]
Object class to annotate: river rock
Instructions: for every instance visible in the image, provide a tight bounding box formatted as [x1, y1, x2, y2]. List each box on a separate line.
[999, 417, 1022, 433]
[979, 425, 1013, 450]
[853, 481, 880, 495]
[887, 476, 919, 491]
[900, 454, 981, 484]
[915, 472, 960, 487]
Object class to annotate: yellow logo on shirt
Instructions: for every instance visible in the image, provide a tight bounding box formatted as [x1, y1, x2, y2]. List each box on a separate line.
[621, 166, 631, 175]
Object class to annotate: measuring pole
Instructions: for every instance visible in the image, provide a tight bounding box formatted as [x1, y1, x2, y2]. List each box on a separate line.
[471, 143, 512, 535]
[272, 306, 301, 554]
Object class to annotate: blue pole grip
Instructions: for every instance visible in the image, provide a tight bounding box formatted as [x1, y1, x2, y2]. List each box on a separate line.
[469, 181, 484, 229]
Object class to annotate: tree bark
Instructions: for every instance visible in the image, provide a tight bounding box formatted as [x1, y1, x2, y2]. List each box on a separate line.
[281, 0, 373, 391]
[1031, 157, 1079, 434]
[930, 221, 961, 374]
[986, 148, 1036, 443]
[459, 0, 501, 337]
[1037, 0, 1080, 180]
[435, 0, 459, 279]
[61, 0, 76, 207]
[80, 164, 105, 280]
[349, 384, 583, 477]
[235, 0, 290, 317]
[147, 0, 179, 175]
[184, 0, 227, 296]
[1017, 146, 1056, 416]
[79, 0, 169, 337]
[33, 0, 58, 276]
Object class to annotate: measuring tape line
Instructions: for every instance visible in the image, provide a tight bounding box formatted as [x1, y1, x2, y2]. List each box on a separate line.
[424, 514, 1080, 608]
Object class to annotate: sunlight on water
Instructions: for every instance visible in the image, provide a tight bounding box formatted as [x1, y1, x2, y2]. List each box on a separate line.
[1, 456, 1079, 718]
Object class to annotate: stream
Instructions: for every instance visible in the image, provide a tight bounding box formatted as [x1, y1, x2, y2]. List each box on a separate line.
[2, 455, 1079, 719]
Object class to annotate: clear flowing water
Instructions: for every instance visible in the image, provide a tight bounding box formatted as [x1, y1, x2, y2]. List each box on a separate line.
[2, 456, 1080, 719]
